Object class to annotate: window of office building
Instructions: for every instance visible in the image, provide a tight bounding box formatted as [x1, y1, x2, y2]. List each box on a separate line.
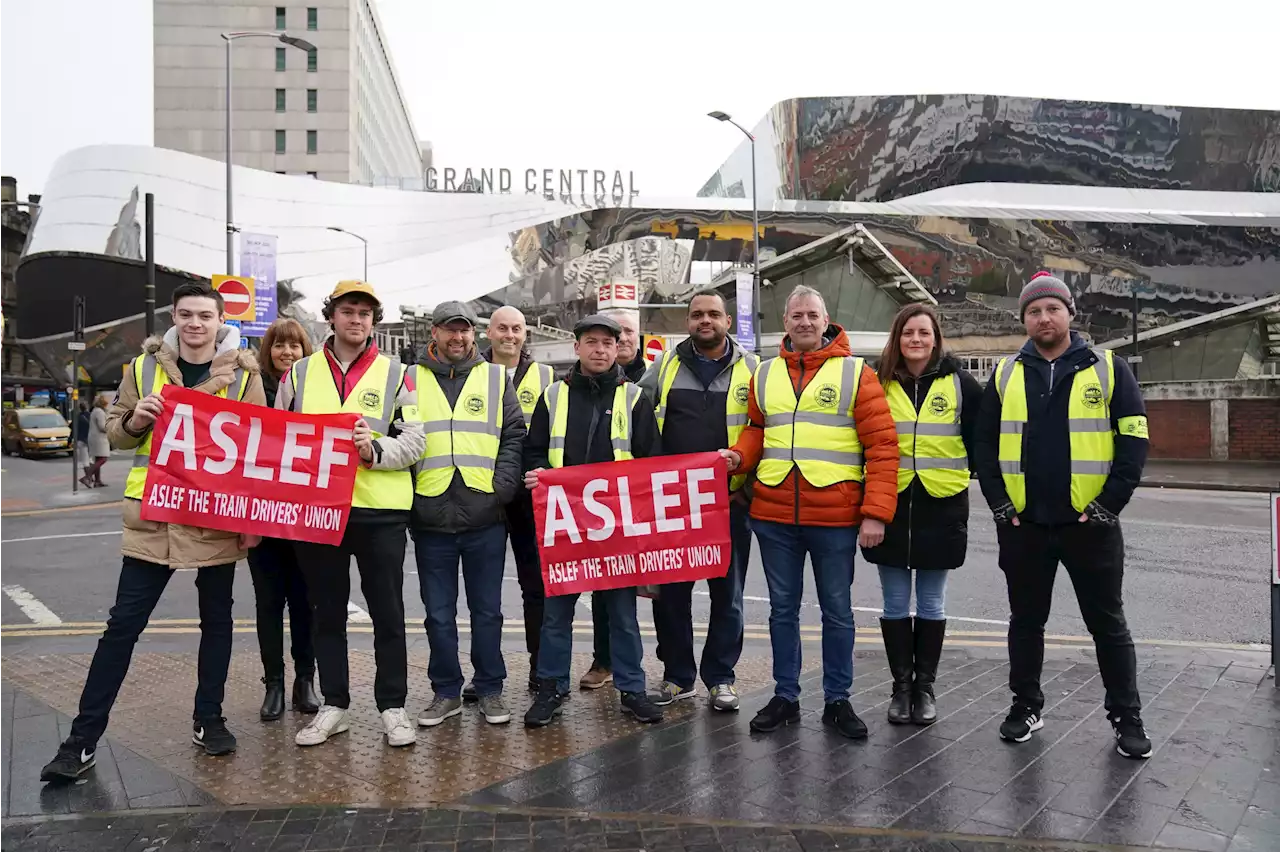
[307, 89, 317, 112]
[307, 130, 317, 154]
[275, 89, 286, 112]
[307, 48, 317, 72]
[307, 7, 317, 30]
[275, 130, 286, 154]
[275, 7, 286, 29]
[275, 47, 286, 71]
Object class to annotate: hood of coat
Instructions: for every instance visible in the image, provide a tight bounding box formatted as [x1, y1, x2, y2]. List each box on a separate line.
[1018, 330, 1090, 364]
[778, 323, 852, 367]
[673, 333, 745, 366]
[483, 345, 532, 373]
[420, 342, 484, 378]
[567, 361, 624, 395]
[893, 351, 965, 383]
[145, 324, 259, 386]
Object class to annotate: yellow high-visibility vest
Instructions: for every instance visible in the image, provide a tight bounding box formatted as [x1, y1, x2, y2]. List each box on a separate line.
[755, 355, 865, 488]
[409, 362, 505, 497]
[545, 381, 643, 468]
[885, 374, 968, 498]
[653, 349, 759, 492]
[291, 351, 412, 511]
[124, 355, 249, 499]
[512, 361, 554, 429]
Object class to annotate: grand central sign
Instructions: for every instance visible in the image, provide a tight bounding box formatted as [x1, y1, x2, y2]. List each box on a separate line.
[424, 167, 638, 199]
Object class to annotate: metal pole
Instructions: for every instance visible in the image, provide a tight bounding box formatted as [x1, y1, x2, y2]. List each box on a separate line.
[225, 36, 234, 275]
[749, 134, 761, 356]
[145, 192, 156, 337]
[70, 296, 85, 494]
[1131, 280, 1141, 381]
[363, 240, 368, 281]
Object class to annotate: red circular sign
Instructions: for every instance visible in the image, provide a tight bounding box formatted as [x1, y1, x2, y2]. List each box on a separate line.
[644, 337, 665, 362]
[217, 278, 252, 316]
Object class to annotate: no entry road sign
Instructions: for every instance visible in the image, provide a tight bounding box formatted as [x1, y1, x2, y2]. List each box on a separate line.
[213, 275, 257, 322]
[643, 334, 666, 365]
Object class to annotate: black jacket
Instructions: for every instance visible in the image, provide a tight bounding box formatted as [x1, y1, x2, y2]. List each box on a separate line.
[636, 335, 754, 457]
[261, 371, 281, 409]
[861, 355, 983, 571]
[483, 347, 537, 387]
[619, 354, 647, 384]
[524, 363, 661, 470]
[974, 332, 1148, 526]
[410, 344, 525, 533]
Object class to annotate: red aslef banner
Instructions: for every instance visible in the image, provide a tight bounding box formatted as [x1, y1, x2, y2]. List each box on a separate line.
[139, 385, 361, 545]
[532, 452, 732, 596]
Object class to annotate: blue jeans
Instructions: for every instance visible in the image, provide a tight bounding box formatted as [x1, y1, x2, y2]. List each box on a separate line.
[878, 566, 948, 620]
[752, 520, 857, 703]
[539, 587, 646, 694]
[413, 524, 507, 698]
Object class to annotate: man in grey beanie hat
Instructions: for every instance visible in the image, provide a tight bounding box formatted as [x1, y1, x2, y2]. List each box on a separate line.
[1018, 272, 1074, 319]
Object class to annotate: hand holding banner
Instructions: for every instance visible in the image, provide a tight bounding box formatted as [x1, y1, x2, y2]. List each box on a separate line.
[139, 385, 360, 545]
[532, 452, 732, 596]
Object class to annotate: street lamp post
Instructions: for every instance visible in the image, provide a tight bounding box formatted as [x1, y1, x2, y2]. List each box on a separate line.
[221, 31, 315, 274]
[708, 110, 761, 355]
[327, 226, 369, 280]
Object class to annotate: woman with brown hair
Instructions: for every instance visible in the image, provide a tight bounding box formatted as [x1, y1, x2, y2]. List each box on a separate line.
[249, 318, 320, 720]
[82, 395, 111, 487]
[863, 304, 982, 726]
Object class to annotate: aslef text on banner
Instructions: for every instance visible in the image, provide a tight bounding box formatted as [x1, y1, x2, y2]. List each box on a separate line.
[139, 385, 360, 545]
[532, 452, 732, 596]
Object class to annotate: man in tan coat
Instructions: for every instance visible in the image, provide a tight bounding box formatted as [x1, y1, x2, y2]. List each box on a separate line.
[40, 282, 265, 784]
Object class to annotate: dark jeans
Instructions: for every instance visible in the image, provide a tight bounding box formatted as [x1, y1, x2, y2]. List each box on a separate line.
[248, 537, 314, 679]
[652, 503, 752, 690]
[539, 587, 645, 694]
[505, 495, 544, 667]
[998, 520, 1141, 714]
[591, 595, 611, 668]
[413, 523, 508, 698]
[295, 519, 409, 712]
[69, 557, 234, 746]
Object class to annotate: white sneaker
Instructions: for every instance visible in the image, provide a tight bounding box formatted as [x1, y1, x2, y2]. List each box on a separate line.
[295, 705, 349, 747]
[381, 707, 416, 747]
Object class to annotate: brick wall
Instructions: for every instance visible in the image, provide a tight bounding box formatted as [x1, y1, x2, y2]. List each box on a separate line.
[1147, 399, 1212, 459]
[1227, 399, 1280, 461]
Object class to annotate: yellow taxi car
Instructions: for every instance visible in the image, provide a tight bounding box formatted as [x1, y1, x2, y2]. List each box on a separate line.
[2, 407, 73, 458]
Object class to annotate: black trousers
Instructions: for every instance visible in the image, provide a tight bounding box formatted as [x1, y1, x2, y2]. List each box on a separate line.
[70, 557, 235, 746]
[247, 537, 314, 679]
[997, 520, 1141, 714]
[294, 518, 408, 712]
[505, 494, 544, 666]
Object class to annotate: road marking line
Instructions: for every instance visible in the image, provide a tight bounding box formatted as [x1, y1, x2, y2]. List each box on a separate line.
[1, 530, 122, 544]
[2, 585, 63, 625]
[1, 501, 123, 518]
[347, 601, 371, 623]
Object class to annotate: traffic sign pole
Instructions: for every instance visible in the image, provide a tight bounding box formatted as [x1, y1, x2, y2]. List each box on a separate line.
[70, 297, 85, 495]
[1271, 493, 1279, 684]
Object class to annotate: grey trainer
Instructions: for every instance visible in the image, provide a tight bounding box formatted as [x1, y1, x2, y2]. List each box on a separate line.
[417, 695, 463, 727]
[709, 684, 740, 712]
[479, 693, 511, 725]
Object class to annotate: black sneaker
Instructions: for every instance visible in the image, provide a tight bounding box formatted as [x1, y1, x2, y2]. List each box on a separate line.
[1110, 710, 1153, 759]
[620, 691, 664, 723]
[998, 702, 1043, 743]
[750, 696, 801, 733]
[39, 740, 96, 783]
[192, 717, 238, 756]
[524, 679, 566, 728]
[462, 682, 478, 702]
[822, 700, 868, 739]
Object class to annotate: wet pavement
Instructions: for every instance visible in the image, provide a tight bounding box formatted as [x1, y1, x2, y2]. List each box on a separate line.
[1141, 461, 1280, 493]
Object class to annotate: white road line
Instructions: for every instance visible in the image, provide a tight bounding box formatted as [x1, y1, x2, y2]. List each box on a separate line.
[2, 585, 63, 625]
[347, 601, 371, 623]
[1, 530, 122, 544]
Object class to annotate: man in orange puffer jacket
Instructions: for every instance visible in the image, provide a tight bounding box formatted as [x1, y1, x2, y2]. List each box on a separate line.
[724, 285, 899, 738]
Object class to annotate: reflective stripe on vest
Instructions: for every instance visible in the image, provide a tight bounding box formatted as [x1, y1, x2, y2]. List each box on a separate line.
[292, 351, 412, 511]
[995, 348, 1115, 513]
[885, 373, 969, 498]
[545, 381, 643, 468]
[411, 362, 504, 497]
[124, 354, 248, 499]
[654, 349, 759, 492]
[513, 362, 554, 429]
[755, 355, 865, 488]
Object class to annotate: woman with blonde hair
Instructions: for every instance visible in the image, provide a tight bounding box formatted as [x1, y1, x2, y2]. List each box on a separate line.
[248, 318, 320, 720]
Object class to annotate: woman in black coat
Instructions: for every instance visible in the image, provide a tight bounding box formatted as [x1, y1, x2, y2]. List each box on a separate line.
[862, 305, 982, 726]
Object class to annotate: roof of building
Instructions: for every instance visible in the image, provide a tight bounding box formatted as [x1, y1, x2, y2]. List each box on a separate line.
[1098, 293, 1280, 359]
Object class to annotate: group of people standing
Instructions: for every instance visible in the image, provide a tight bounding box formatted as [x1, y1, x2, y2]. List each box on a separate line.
[41, 268, 1153, 787]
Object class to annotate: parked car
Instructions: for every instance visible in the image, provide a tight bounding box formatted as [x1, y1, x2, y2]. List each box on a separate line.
[2, 407, 73, 458]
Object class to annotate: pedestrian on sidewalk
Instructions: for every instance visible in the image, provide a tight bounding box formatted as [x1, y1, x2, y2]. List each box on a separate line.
[40, 283, 264, 784]
[75, 402, 91, 484]
[407, 302, 525, 729]
[973, 272, 1153, 759]
[522, 314, 665, 728]
[248, 318, 320, 723]
[479, 305, 556, 696]
[724, 285, 899, 739]
[637, 290, 758, 712]
[277, 280, 424, 749]
[863, 305, 982, 726]
[84, 395, 111, 487]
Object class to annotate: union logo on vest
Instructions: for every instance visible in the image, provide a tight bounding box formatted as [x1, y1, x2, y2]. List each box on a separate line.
[733, 384, 750, 405]
[1082, 385, 1105, 408]
[359, 389, 382, 412]
[815, 384, 839, 408]
[929, 394, 949, 415]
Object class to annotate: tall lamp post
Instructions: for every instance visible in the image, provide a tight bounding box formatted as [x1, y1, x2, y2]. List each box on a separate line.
[327, 226, 369, 280]
[221, 31, 315, 274]
[708, 110, 761, 355]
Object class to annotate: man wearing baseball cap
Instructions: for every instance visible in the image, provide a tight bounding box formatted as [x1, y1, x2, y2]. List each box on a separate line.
[521, 314, 665, 727]
[276, 280, 425, 749]
[974, 272, 1152, 758]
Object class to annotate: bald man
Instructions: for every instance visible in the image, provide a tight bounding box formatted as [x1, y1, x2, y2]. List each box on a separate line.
[473, 306, 556, 697]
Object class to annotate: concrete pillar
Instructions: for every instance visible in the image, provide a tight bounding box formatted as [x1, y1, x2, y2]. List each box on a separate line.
[1209, 399, 1230, 461]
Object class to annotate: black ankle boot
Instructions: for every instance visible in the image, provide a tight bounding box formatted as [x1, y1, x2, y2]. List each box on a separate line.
[880, 617, 914, 724]
[291, 672, 320, 714]
[260, 676, 285, 721]
[911, 618, 946, 725]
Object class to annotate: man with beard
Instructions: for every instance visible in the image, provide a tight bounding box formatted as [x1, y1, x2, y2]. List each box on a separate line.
[638, 290, 757, 711]
[974, 272, 1152, 759]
